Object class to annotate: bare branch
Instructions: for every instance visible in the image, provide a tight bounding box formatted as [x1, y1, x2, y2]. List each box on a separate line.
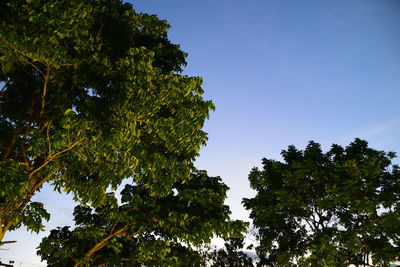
[0, 240, 17, 246]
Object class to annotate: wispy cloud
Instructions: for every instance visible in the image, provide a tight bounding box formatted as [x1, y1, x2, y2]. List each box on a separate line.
[354, 119, 400, 139]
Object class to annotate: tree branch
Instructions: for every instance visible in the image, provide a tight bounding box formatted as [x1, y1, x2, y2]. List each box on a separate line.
[21, 123, 32, 170]
[1, 138, 84, 242]
[26, 61, 45, 78]
[46, 123, 52, 158]
[289, 216, 309, 237]
[28, 138, 83, 179]
[73, 225, 134, 267]
[1, 127, 21, 161]
[303, 217, 316, 232]
[0, 82, 8, 96]
[1, 170, 56, 239]
[0, 240, 17, 246]
[0, 37, 47, 76]
[74, 221, 141, 267]
[40, 65, 50, 116]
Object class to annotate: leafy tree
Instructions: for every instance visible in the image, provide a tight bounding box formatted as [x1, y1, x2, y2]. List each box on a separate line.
[37, 171, 245, 266]
[243, 139, 400, 266]
[0, 0, 214, 244]
[208, 238, 255, 267]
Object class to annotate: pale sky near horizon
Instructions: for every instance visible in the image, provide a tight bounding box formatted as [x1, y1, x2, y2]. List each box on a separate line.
[2, 1, 400, 265]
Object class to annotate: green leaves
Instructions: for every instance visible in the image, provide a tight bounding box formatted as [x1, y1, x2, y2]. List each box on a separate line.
[11, 202, 50, 233]
[0, 0, 214, 246]
[206, 238, 255, 267]
[243, 139, 400, 266]
[38, 171, 246, 266]
[0, 2, 242, 266]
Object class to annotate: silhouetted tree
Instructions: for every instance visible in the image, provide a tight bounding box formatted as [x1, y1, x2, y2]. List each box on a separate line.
[243, 139, 400, 266]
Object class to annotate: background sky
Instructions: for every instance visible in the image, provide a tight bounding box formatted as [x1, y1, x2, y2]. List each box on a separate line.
[2, 1, 400, 265]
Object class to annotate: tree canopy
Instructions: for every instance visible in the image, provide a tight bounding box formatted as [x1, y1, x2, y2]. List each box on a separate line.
[243, 139, 400, 266]
[37, 171, 245, 266]
[0, 0, 215, 244]
[207, 238, 255, 267]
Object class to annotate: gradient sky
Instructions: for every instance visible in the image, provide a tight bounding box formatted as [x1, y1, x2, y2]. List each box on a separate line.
[2, 1, 400, 265]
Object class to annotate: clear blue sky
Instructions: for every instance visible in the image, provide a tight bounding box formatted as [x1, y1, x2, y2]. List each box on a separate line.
[2, 1, 400, 265]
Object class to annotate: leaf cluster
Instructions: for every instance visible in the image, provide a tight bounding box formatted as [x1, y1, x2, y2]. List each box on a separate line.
[207, 238, 255, 267]
[243, 139, 400, 266]
[0, 0, 214, 240]
[37, 171, 246, 266]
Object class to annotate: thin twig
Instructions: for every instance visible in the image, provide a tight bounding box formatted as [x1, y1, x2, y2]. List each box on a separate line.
[21, 123, 32, 170]
[289, 216, 309, 237]
[0, 82, 8, 96]
[26, 61, 45, 78]
[110, 216, 122, 235]
[28, 138, 83, 179]
[40, 65, 50, 116]
[46, 122, 52, 157]
[0, 37, 46, 77]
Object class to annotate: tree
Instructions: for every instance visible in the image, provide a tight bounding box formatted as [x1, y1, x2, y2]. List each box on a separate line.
[208, 238, 255, 267]
[37, 171, 245, 266]
[0, 0, 214, 244]
[243, 139, 400, 266]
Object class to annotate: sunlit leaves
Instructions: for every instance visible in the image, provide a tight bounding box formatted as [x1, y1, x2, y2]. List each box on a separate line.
[0, 0, 213, 243]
